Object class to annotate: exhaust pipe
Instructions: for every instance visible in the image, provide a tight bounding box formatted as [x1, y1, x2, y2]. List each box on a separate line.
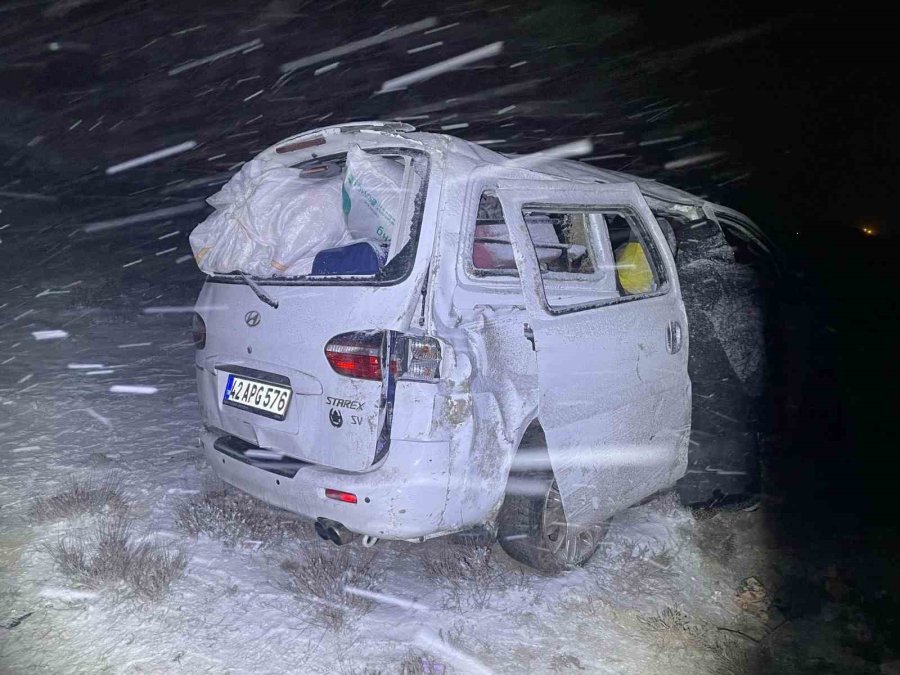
[315, 518, 356, 546]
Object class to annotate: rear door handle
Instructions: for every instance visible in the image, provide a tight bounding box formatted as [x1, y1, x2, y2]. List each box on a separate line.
[523, 323, 535, 351]
[665, 320, 683, 354]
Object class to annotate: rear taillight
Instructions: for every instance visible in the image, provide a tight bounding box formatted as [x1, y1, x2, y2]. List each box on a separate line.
[191, 312, 206, 350]
[390, 335, 441, 381]
[324, 332, 384, 381]
[324, 331, 442, 382]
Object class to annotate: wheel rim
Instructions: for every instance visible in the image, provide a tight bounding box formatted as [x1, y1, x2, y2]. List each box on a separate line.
[541, 480, 596, 566]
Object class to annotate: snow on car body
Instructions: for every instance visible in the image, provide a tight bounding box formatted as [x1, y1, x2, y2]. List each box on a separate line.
[191, 121, 768, 571]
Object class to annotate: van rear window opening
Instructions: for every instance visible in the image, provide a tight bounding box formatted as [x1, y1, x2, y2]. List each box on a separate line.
[189, 147, 429, 285]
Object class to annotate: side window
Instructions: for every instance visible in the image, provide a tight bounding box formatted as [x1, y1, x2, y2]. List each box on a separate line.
[519, 206, 664, 310]
[471, 191, 590, 276]
[472, 192, 518, 273]
[599, 211, 661, 297]
[469, 191, 666, 309]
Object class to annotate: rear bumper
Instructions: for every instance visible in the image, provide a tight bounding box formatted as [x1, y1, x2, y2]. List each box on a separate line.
[200, 429, 452, 540]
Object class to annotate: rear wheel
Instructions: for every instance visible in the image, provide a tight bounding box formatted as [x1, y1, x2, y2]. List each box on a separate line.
[498, 471, 607, 573]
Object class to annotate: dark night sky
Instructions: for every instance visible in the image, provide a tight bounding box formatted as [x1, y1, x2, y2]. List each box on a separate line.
[634, 4, 896, 238]
[2, 2, 895, 241]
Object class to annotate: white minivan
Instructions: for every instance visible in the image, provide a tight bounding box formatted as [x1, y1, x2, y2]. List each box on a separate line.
[191, 120, 766, 572]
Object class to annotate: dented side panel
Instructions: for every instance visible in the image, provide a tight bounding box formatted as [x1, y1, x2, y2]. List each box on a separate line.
[425, 157, 549, 533]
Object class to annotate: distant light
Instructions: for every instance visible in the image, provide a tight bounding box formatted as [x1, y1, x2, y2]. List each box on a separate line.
[861, 227, 876, 236]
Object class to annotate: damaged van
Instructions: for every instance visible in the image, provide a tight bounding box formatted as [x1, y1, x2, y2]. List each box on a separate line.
[191, 121, 773, 572]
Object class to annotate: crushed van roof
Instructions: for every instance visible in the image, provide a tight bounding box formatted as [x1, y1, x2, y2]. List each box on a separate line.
[263, 120, 706, 208]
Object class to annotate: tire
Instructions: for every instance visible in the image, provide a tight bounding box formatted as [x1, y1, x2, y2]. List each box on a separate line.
[497, 470, 608, 574]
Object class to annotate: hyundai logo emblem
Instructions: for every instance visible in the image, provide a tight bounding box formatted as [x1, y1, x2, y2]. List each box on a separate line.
[244, 310, 261, 327]
[329, 408, 343, 428]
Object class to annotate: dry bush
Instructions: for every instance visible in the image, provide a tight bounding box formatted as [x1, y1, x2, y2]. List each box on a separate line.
[639, 606, 764, 674]
[398, 650, 450, 675]
[51, 514, 186, 600]
[335, 659, 384, 675]
[640, 605, 710, 648]
[126, 539, 189, 599]
[340, 668, 383, 675]
[557, 584, 612, 619]
[175, 487, 310, 547]
[280, 546, 379, 629]
[691, 504, 721, 522]
[597, 543, 680, 599]
[693, 514, 738, 566]
[714, 647, 771, 675]
[421, 543, 510, 610]
[31, 477, 128, 523]
[549, 653, 586, 672]
[422, 544, 494, 582]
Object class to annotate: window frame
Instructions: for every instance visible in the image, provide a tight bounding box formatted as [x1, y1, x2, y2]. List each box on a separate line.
[462, 181, 672, 312]
[469, 194, 618, 290]
[512, 200, 671, 316]
[467, 188, 526, 279]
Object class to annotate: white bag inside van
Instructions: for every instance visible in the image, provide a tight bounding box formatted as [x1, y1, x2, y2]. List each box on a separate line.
[190, 146, 423, 278]
[341, 145, 406, 253]
[190, 158, 350, 277]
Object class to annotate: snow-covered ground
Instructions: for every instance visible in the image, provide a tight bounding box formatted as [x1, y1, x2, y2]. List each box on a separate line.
[0, 217, 774, 674]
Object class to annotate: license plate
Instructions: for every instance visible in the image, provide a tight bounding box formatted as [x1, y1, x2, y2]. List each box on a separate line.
[223, 373, 292, 420]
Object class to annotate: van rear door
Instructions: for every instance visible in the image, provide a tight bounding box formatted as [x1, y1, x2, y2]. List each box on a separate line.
[496, 180, 691, 527]
[194, 145, 435, 473]
[197, 278, 426, 472]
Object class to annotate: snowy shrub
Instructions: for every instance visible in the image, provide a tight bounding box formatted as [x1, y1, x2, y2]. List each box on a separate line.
[592, 538, 680, 599]
[692, 509, 740, 567]
[126, 539, 189, 600]
[279, 547, 379, 629]
[639, 605, 709, 645]
[31, 477, 128, 523]
[421, 544, 512, 610]
[53, 537, 92, 580]
[398, 651, 451, 675]
[175, 486, 310, 547]
[51, 514, 186, 600]
[638, 606, 764, 673]
[78, 515, 132, 583]
[422, 544, 493, 583]
[336, 663, 384, 675]
[548, 653, 586, 672]
[557, 584, 611, 618]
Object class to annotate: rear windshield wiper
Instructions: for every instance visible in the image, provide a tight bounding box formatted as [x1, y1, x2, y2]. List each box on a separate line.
[237, 272, 279, 309]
